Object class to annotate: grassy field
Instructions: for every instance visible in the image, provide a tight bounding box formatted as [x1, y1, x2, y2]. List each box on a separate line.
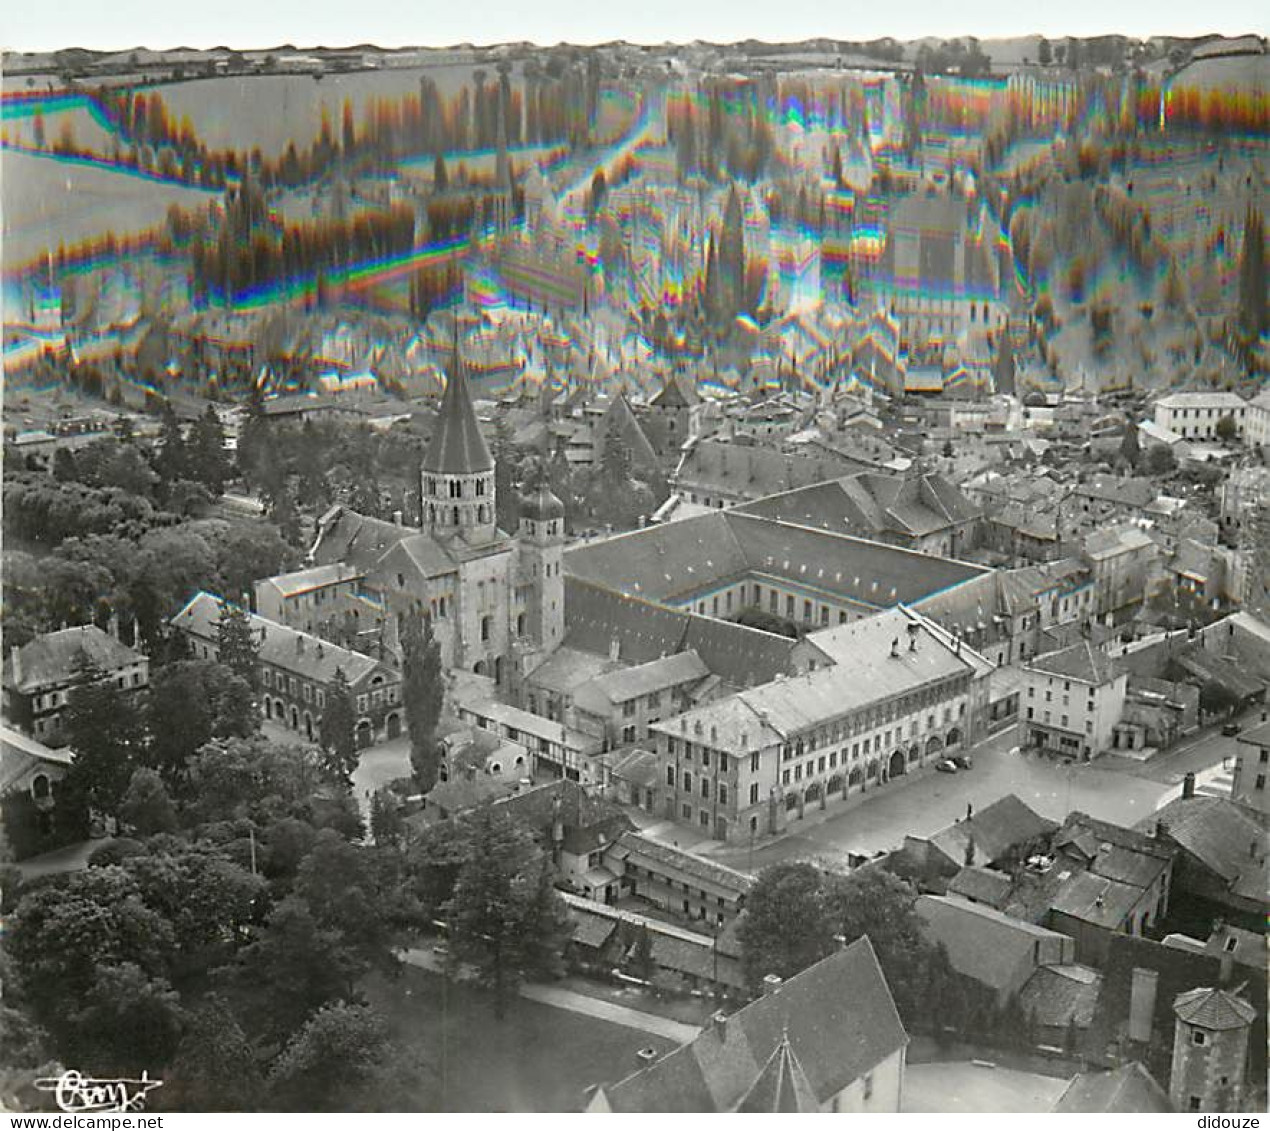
[364, 964, 680, 1112]
[145, 64, 510, 155]
[2, 149, 217, 267]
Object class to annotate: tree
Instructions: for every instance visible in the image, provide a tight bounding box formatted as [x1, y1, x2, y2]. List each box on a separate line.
[1119, 420, 1141, 468]
[443, 808, 568, 1018]
[401, 612, 444, 790]
[153, 402, 188, 485]
[1236, 205, 1266, 344]
[1215, 414, 1239, 443]
[188, 406, 232, 495]
[268, 1002, 390, 1110]
[1143, 444, 1177, 476]
[1038, 37, 1052, 66]
[65, 962, 185, 1077]
[5, 867, 175, 1043]
[821, 868, 930, 1022]
[737, 862, 832, 989]
[167, 996, 264, 1112]
[123, 843, 265, 964]
[293, 829, 394, 972]
[63, 660, 146, 816]
[183, 735, 323, 827]
[369, 788, 405, 848]
[215, 600, 260, 687]
[147, 659, 258, 784]
[318, 668, 359, 784]
[119, 767, 179, 836]
[231, 896, 367, 1041]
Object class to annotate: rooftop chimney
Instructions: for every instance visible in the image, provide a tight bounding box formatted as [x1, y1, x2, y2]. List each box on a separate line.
[9, 645, 22, 688]
[636, 1047, 659, 1067]
[609, 638, 621, 662]
[1182, 771, 1195, 800]
[890, 637, 900, 658]
[710, 1010, 728, 1039]
[833, 933, 848, 950]
[393, 510, 404, 526]
[296, 635, 304, 653]
[762, 973, 783, 996]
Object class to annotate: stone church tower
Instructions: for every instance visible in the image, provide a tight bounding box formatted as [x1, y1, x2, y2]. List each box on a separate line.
[421, 347, 497, 542]
[516, 481, 565, 651]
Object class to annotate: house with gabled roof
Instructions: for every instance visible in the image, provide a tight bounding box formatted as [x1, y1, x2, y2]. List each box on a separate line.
[3, 626, 149, 748]
[171, 592, 402, 748]
[585, 936, 908, 1112]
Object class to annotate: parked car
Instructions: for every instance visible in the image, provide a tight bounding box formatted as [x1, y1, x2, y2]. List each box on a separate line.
[952, 754, 974, 769]
[935, 759, 958, 774]
[1222, 722, 1241, 737]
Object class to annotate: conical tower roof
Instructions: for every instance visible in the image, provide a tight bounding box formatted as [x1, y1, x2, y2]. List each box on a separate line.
[735, 1031, 818, 1113]
[424, 349, 494, 474]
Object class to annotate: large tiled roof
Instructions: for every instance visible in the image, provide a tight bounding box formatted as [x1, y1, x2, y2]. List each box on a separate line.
[735, 471, 982, 542]
[597, 937, 907, 1112]
[916, 895, 1072, 994]
[1052, 1063, 1172, 1113]
[3, 626, 145, 693]
[1140, 795, 1268, 901]
[565, 511, 986, 612]
[422, 356, 493, 474]
[563, 578, 798, 689]
[673, 440, 871, 501]
[170, 592, 387, 688]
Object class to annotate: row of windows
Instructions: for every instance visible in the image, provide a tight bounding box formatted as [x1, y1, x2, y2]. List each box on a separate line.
[624, 864, 732, 908]
[32, 670, 145, 712]
[424, 476, 489, 498]
[1026, 707, 1093, 733]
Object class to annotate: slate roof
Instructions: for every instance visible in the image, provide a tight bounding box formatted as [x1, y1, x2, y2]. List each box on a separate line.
[3, 626, 145, 693]
[673, 440, 872, 501]
[422, 354, 494, 474]
[1019, 964, 1102, 1032]
[947, 865, 1014, 908]
[735, 471, 982, 543]
[0, 725, 74, 794]
[1049, 870, 1144, 929]
[578, 651, 710, 707]
[915, 895, 1072, 994]
[595, 392, 660, 472]
[563, 578, 799, 690]
[1052, 1063, 1172, 1113]
[927, 794, 1056, 868]
[565, 511, 986, 612]
[1139, 795, 1268, 904]
[596, 937, 907, 1112]
[312, 506, 510, 587]
[611, 832, 753, 897]
[170, 592, 390, 688]
[259, 562, 363, 597]
[1026, 641, 1120, 686]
